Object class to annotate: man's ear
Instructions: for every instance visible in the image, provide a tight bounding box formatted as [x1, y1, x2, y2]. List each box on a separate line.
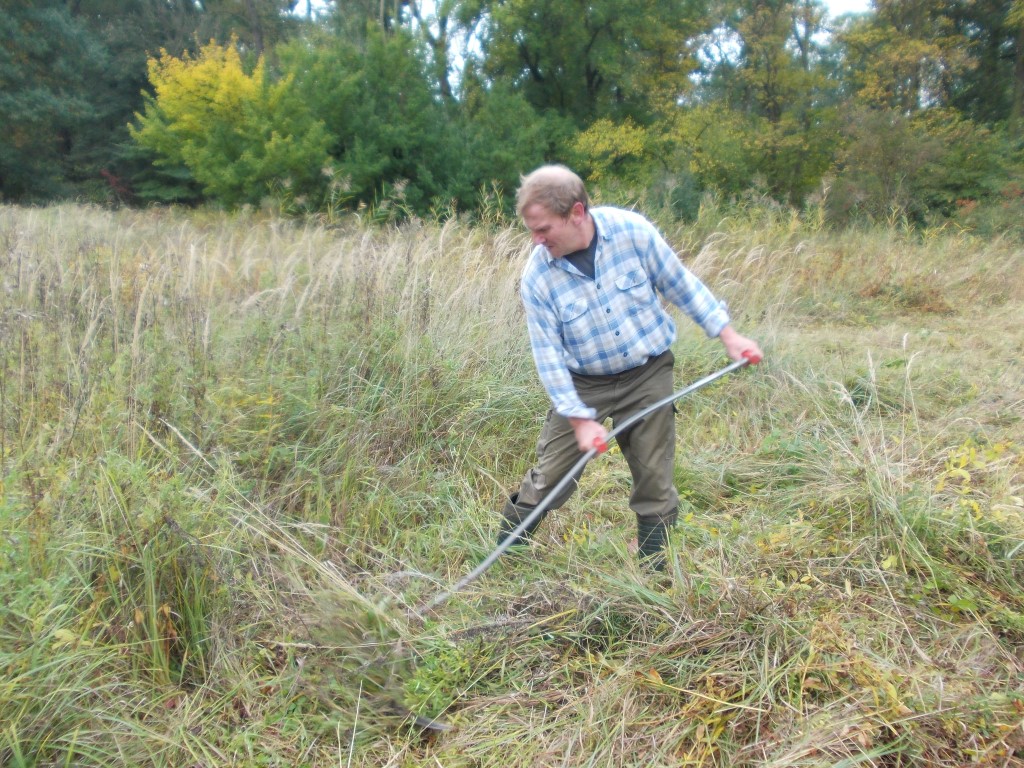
[569, 201, 587, 221]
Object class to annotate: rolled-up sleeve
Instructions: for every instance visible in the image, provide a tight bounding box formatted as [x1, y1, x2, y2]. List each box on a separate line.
[643, 228, 731, 337]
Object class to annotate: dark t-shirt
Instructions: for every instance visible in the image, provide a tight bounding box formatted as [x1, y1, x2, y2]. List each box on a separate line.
[563, 227, 599, 279]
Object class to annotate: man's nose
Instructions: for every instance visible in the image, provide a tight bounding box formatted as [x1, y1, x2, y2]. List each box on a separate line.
[532, 232, 545, 245]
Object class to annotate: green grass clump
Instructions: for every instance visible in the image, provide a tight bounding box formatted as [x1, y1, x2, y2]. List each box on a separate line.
[1, 202, 1022, 766]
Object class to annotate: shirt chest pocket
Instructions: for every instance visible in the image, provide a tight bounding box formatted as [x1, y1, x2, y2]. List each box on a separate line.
[615, 270, 655, 310]
[559, 299, 588, 324]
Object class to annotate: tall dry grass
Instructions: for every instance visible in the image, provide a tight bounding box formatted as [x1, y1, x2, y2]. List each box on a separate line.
[1, 202, 1022, 767]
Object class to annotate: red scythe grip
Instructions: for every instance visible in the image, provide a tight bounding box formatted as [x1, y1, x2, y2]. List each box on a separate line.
[593, 436, 608, 453]
[742, 349, 762, 365]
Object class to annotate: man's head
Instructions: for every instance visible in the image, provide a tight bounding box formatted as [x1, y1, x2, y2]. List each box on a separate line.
[517, 165, 593, 257]
[516, 164, 589, 218]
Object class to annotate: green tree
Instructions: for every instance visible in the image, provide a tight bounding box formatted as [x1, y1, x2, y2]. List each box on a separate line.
[66, 0, 200, 202]
[445, 77, 565, 211]
[279, 25, 451, 214]
[828, 0, 1022, 224]
[130, 40, 332, 207]
[318, 0, 459, 99]
[827, 107, 1012, 222]
[669, 103, 760, 199]
[947, 0, 1024, 125]
[324, 0, 411, 34]
[837, 0, 972, 113]
[0, 1, 104, 200]
[0, 0, 307, 203]
[197, 0, 300, 56]
[456, 0, 707, 127]
[689, 0, 841, 204]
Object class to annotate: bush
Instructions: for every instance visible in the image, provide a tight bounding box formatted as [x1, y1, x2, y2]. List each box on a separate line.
[278, 26, 452, 216]
[130, 40, 332, 207]
[827, 107, 1014, 226]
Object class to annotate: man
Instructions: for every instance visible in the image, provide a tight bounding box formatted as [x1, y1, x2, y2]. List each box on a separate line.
[499, 164, 763, 570]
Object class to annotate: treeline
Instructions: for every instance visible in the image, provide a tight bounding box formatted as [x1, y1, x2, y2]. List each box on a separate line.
[2, 0, 1023, 231]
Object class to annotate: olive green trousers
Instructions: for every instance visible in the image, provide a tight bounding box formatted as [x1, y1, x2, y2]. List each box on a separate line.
[500, 350, 680, 566]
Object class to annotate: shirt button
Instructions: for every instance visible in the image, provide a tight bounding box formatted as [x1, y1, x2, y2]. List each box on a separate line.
[606, 308, 611, 313]
[615, 331, 620, 336]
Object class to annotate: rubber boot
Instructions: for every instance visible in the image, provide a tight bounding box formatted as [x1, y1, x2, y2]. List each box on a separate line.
[497, 493, 546, 548]
[636, 509, 677, 572]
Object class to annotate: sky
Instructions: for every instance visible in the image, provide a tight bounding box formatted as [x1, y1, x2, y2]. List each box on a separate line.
[824, 0, 872, 16]
[304, 0, 875, 20]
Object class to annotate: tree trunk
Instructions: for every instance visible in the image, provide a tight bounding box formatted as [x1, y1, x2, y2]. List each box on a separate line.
[243, 0, 265, 54]
[1014, 24, 1024, 126]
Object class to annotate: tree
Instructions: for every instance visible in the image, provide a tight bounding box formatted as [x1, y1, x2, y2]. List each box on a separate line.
[405, 0, 458, 102]
[827, 107, 1012, 222]
[837, 0, 972, 113]
[65, 0, 197, 202]
[130, 40, 332, 207]
[205, 0, 302, 57]
[947, 0, 1024, 125]
[572, 119, 657, 187]
[688, 0, 841, 204]
[0, 0, 307, 203]
[324, 0, 410, 35]
[456, 0, 707, 127]
[319, 0, 459, 99]
[0, 1, 104, 200]
[443, 77, 569, 212]
[278, 25, 451, 213]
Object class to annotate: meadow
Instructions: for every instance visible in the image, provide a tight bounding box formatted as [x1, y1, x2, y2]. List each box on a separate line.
[1, 202, 1022, 767]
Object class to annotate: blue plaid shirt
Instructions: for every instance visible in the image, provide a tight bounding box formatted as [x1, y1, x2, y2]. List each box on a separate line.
[521, 206, 731, 419]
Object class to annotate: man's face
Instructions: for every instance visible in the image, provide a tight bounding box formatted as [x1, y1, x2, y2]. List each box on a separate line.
[522, 202, 588, 258]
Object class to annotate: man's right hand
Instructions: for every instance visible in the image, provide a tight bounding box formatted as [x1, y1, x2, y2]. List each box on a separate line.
[568, 417, 609, 453]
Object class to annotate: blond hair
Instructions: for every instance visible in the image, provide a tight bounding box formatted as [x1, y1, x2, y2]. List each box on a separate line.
[516, 165, 589, 217]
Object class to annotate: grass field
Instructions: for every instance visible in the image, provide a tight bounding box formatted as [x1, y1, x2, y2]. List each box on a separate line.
[1, 202, 1022, 767]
